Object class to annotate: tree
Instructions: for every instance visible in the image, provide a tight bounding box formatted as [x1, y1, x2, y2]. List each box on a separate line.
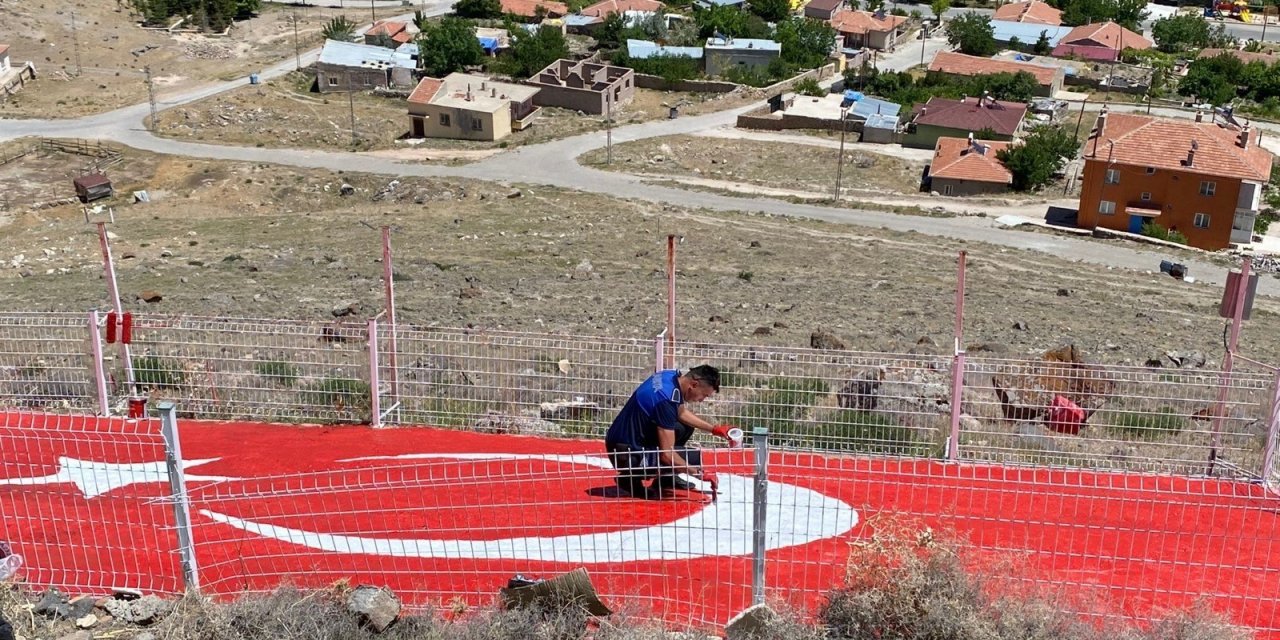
[454, 0, 502, 19]
[945, 11, 996, 56]
[1059, 0, 1147, 30]
[775, 17, 837, 69]
[501, 24, 570, 77]
[1178, 52, 1244, 105]
[322, 16, 357, 41]
[996, 125, 1079, 191]
[417, 17, 486, 77]
[694, 4, 772, 39]
[929, 0, 950, 23]
[971, 70, 1039, 101]
[1150, 14, 1211, 53]
[1033, 29, 1051, 54]
[749, 0, 793, 23]
[594, 12, 627, 49]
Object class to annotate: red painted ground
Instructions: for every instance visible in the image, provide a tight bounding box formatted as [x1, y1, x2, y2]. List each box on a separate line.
[2, 413, 1280, 635]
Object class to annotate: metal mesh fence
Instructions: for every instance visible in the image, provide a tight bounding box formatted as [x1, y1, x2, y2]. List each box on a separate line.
[0, 313, 97, 412]
[0, 410, 182, 594]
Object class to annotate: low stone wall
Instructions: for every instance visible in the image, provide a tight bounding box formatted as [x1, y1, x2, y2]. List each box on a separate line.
[735, 103, 866, 133]
[633, 73, 739, 93]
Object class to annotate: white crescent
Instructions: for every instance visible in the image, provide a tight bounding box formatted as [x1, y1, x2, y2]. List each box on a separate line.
[198, 453, 859, 563]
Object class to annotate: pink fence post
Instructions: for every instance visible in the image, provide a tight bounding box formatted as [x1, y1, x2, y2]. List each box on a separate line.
[381, 226, 400, 409]
[96, 219, 135, 396]
[655, 330, 666, 373]
[947, 251, 967, 461]
[666, 234, 676, 369]
[87, 310, 110, 416]
[1261, 367, 1280, 490]
[368, 318, 382, 429]
[1210, 256, 1252, 473]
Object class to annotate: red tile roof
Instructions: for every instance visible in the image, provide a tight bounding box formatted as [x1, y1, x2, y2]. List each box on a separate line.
[930, 137, 1014, 183]
[367, 20, 408, 37]
[830, 10, 907, 35]
[1059, 21, 1152, 50]
[407, 77, 444, 104]
[992, 0, 1062, 24]
[501, 0, 569, 17]
[1198, 47, 1280, 65]
[929, 51, 1059, 88]
[0, 45, 9, 57]
[1086, 112, 1273, 182]
[580, 0, 662, 16]
[804, 0, 844, 13]
[913, 96, 1027, 136]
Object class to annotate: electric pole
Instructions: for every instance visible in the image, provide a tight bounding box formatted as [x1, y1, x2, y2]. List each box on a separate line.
[69, 10, 81, 76]
[349, 89, 358, 146]
[920, 25, 928, 67]
[606, 90, 613, 165]
[144, 66, 158, 132]
[834, 105, 849, 201]
[292, 13, 301, 70]
[371, 0, 377, 23]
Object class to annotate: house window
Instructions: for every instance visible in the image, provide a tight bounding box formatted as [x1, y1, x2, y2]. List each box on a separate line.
[1146, 167, 1156, 175]
[471, 119, 483, 131]
[1105, 168, 1120, 184]
[439, 113, 451, 127]
[1099, 200, 1116, 215]
[943, 184, 954, 196]
[1194, 212, 1211, 228]
[327, 77, 338, 86]
[1200, 181, 1216, 196]
[1140, 192, 1151, 201]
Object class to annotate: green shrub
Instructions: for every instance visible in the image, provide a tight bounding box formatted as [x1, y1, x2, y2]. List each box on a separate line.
[737, 270, 754, 282]
[254, 360, 300, 388]
[305, 376, 371, 411]
[793, 77, 825, 97]
[1141, 221, 1189, 245]
[133, 356, 184, 390]
[814, 409, 923, 454]
[741, 377, 830, 432]
[717, 369, 757, 390]
[1107, 407, 1186, 439]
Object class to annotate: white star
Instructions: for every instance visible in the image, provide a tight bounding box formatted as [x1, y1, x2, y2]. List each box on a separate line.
[0, 457, 231, 498]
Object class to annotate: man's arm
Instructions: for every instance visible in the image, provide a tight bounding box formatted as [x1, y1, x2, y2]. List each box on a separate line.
[677, 405, 716, 433]
[656, 427, 701, 476]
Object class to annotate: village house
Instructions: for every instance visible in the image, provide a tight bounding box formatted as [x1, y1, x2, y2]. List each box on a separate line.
[927, 135, 1014, 196]
[1077, 109, 1272, 250]
[0, 44, 37, 97]
[803, 0, 844, 21]
[928, 51, 1064, 97]
[315, 40, 416, 93]
[989, 21, 1074, 51]
[704, 37, 781, 77]
[626, 39, 705, 62]
[527, 59, 635, 114]
[904, 95, 1027, 149]
[1052, 21, 1152, 61]
[364, 20, 416, 48]
[500, 0, 569, 18]
[580, 0, 663, 17]
[831, 10, 908, 50]
[406, 73, 541, 141]
[992, 0, 1062, 25]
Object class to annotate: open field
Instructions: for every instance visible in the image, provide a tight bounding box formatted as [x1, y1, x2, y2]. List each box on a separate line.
[580, 135, 926, 198]
[152, 74, 764, 155]
[2, 139, 1280, 367]
[0, 1, 372, 119]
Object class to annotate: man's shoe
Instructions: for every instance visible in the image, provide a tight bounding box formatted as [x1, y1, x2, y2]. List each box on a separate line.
[657, 475, 697, 491]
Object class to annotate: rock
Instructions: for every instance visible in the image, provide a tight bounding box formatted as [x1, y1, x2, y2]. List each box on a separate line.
[34, 589, 71, 619]
[708, 315, 728, 324]
[133, 633, 157, 640]
[772, 320, 788, 329]
[1056, 288, 1071, 297]
[1012, 321, 1029, 331]
[1163, 350, 1184, 367]
[575, 260, 593, 273]
[459, 286, 482, 299]
[67, 595, 96, 619]
[966, 343, 1008, 354]
[138, 290, 163, 303]
[339, 183, 355, 196]
[506, 189, 523, 199]
[540, 399, 599, 420]
[1181, 351, 1207, 368]
[332, 302, 359, 317]
[74, 614, 97, 629]
[102, 594, 170, 625]
[55, 632, 91, 640]
[749, 240, 761, 248]
[159, 249, 173, 258]
[810, 329, 846, 350]
[959, 414, 981, 432]
[347, 586, 401, 633]
[752, 326, 772, 336]
[1144, 356, 1164, 368]
[474, 411, 560, 435]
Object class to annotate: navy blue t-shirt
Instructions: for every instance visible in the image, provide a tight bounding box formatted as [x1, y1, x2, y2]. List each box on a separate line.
[605, 370, 683, 450]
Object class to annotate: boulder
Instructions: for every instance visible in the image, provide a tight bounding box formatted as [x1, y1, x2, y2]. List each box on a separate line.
[347, 586, 401, 633]
[810, 329, 846, 351]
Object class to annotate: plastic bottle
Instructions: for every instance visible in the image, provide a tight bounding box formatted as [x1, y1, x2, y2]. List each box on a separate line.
[0, 554, 21, 581]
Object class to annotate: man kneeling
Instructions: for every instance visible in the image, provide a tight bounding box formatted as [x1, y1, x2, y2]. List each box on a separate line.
[604, 365, 737, 500]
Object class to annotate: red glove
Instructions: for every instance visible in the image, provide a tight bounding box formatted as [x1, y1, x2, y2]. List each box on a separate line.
[702, 471, 719, 495]
[711, 425, 734, 440]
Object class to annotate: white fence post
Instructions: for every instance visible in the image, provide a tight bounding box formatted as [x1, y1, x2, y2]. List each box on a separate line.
[87, 311, 110, 416]
[752, 425, 769, 606]
[654, 330, 666, 373]
[158, 401, 200, 592]
[368, 318, 382, 429]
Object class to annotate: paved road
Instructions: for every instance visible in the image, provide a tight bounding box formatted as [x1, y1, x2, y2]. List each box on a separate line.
[0, 20, 1270, 296]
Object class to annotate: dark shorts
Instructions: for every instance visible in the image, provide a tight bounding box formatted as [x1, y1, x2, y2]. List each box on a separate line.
[605, 442, 703, 478]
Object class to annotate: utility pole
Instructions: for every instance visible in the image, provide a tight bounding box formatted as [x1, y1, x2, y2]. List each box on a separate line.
[349, 89, 358, 146]
[371, 0, 377, 23]
[834, 105, 849, 201]
[606, 90, 613, 165]
[292, 13, 301, 71]
[920, 25, 928, 67]
[144, 66, 158, 132]
[70, 10, 83, 76]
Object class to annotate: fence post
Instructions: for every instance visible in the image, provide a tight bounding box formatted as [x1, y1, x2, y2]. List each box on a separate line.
[1261, 368, 1280, 490]
[368, 318, 382, 429]
[1210, 257, 1252, 474]
[947, 251, 967, 461]
[381, 226, 400, 411]
[158, 402, 200, 592]
[751, 426, 769, 606]
[666, 234, 676, 370]
[654, 330, 666, 373]
[87, 311, 110, 416]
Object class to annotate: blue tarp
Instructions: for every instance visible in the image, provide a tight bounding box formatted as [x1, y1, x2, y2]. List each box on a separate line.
[477, 36, 500, 53]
